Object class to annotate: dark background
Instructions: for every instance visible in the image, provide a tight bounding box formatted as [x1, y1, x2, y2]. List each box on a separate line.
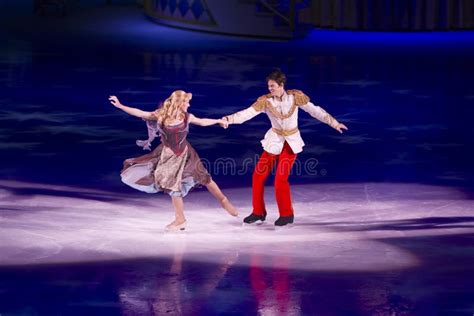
[1, 1, 473, 191]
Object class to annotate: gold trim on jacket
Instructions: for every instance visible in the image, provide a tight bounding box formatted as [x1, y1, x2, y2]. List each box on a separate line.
[271, 127, 299, 136]
[252, 90, 311, 120]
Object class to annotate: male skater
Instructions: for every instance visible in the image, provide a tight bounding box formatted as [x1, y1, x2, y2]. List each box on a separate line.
[223, 69, 348, 227]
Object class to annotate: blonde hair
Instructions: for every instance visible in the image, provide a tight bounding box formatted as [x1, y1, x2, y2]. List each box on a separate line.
[154, 90, 192, 124]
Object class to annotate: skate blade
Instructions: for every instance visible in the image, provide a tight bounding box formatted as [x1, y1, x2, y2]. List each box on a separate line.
[242, 220, 266, 226]
[164, 227, 186, 233]
[274, 223, 294, 230]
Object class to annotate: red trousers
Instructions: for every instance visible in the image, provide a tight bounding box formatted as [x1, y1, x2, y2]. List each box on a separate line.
[252, 141, 297, 217]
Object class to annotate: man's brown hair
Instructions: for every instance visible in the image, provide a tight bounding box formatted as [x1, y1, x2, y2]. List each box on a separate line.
[266, 68, 286, 86]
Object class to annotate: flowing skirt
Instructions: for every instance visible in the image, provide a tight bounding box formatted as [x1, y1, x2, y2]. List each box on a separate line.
[121, 142, 211, 197]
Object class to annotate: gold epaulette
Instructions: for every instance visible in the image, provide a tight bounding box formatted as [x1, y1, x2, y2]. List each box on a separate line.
[287, 89, 310, 106]
[251, 94, 271, 112]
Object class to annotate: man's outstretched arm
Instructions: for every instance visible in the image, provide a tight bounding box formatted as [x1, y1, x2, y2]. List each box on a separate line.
[223, 96, 267, 125]
[300, 102, 348, 133]
[223, 106, 262, 124]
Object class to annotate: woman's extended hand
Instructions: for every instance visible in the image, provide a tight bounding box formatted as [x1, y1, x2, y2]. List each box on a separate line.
[109, 95, 122, 108]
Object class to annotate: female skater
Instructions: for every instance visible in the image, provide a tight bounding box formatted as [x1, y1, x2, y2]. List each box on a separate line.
[109, 90, 238, 231]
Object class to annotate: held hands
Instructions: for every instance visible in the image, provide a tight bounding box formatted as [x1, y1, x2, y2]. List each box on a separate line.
[219, 118, 229, 129]
[109, 95, 122, 108]
[335, 123, 348, 134]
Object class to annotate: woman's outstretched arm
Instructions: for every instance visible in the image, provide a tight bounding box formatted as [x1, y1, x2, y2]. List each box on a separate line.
[188, 113, 228, 127]
[109, 95, 155, 120]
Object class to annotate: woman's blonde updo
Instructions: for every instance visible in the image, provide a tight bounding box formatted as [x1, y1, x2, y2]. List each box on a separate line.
[154, 90, 192, 124]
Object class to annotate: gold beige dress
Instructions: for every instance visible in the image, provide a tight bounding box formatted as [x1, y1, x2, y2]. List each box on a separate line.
[121, 113, 211, 197]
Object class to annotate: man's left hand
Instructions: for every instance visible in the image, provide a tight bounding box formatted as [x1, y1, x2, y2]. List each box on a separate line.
[335, 123, 348, 134]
